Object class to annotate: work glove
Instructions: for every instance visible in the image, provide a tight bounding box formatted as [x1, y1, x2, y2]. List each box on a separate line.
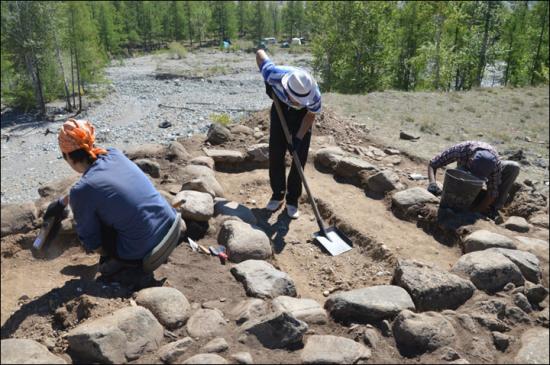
[427, 182, 442, 196]
[289, 135, 302, 153]
[265, 82, 274, 100]
[43, 198, 68, 221]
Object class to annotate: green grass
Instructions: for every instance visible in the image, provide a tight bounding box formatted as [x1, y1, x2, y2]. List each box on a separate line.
[168, 42, 187, 59]
[210, 113, 231, 126]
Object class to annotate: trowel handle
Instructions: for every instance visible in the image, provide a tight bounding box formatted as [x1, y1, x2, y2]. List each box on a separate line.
[272, 94, 328, 235]
[33, 216, 56, 251]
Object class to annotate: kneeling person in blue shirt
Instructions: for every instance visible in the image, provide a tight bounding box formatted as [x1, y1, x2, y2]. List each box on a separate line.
[43, 119, 178, 276]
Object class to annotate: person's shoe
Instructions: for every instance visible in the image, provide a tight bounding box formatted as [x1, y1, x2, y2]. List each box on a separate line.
[98, 257, 137, 277]
[266, 199, 284, 212]
[286, 204, 300, 219]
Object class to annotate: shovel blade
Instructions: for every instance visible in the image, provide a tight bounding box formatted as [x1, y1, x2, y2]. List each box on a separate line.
[313, 226, 352, 256]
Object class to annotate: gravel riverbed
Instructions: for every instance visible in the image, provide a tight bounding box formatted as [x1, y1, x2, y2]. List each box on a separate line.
[1, 49, 313, 204]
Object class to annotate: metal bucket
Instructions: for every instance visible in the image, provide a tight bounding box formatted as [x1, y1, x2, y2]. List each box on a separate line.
[440, 169, 484, 211]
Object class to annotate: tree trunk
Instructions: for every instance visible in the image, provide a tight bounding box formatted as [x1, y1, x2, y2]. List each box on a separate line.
[70, 45, 76, 109]
[434, 14, 443, 90]
[530, 1, 549, 85]
[75, 48, 82, 113]
[34, 61, 46, 116]
[185, 2, 193, 46]
[476, 1, 493, 87]
[55, 42, 71, 111]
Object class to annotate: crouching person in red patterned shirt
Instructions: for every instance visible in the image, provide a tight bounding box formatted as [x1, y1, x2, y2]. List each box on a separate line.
[427, 141, 520, 220]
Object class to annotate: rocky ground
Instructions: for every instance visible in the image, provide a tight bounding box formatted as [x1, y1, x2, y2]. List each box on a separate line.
[1, 105, 549, 364]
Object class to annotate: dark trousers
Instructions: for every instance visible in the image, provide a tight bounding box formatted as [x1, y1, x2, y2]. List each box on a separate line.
[100, 222, 141, 265]
[269, 101, 312, 206]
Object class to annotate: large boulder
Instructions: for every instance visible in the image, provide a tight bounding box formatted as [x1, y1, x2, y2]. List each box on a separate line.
[66, 306, 163, 363]
[324, 285, 415, 323]
[451, 250, 524, 292]
[231, 298, 269, 325]
[529, 214, 549, 229]
[166, 141, 191, 162]
[504, 216, 531, 233]
[300, 335, 371, 364]
[206, 123, 232, 145]
[134, 159, 161, 178]
[392, 260, 475, 311]
[246, 143, 269, 162]
[204, 149, 245, 164]
[182, 354, 227, 364]
[241, 311, 308, 349]
[1, 339, 67, 364]
[485, 248, 542, 284]
[158, 337, 194, 364]
[366, 170, 403, 194]
[230, 260, 297, 299]
[124, 143, 165, 160]
[1, 202, 38, 237]
[523, 282, 549, 304]
[37, 174, 79, 198]
[335, 156, 378, 178]
[392, 310, 456, 356]
[218, 220, 272, 262]
[462, 230, 517, 253]
[272, 296, 327, 324]
[392, 187, 439, 211]
[214, 200, 257, 225]
[201, 337, 229, 353]
[135, 287, 190, 329]
[315, 146, 346, 171]
[186, 309, 227, 338]
[173, 190, 214, 222]
[514, 328, 549, 364]
[180, 165, 224, 198]
[189, 156, 215, 170]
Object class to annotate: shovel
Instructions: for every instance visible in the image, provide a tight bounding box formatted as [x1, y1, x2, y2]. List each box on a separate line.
[272, 93, 352, 256]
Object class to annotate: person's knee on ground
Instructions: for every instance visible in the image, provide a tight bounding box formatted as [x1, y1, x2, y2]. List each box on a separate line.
[494, 160, 521, 210]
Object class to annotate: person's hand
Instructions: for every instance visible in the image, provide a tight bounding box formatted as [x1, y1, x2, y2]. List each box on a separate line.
[265, 82, 274, 100]
[43, 198, 68, 221]
[427, 182, 442, 196]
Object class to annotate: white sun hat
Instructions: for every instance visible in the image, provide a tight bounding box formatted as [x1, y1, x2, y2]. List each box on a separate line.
[281, 69, 318, 107]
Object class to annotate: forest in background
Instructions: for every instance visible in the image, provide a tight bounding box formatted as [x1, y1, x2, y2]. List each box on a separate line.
[1, 1, 548, 114]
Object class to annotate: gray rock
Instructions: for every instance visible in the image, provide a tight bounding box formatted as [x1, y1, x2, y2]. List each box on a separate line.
[158, 337, 194, 364]
[449, 360, 470, 364]
[440, 347, 460, 361]
[384, 148, 401, 155]
[272, 296, 328, 324]
[300, 335, 371, 364]
[485, 248, 542, 283]
[230, 125, 254, 136]
[214, 200, 257, 225]
[529, 214, 549, 229]
[462, 230, 517, 253]
[186, 309, 227, 338]
[231, 260, 297, 299]
[315, 146, 346, 170]
[392, 187, 439, 211]
[393, 310, 456, 355]
[173, 190, 214, 222]
[180, 165, 224, 198]
[201, 337, 228, 353]
[325, 285, 415, 323]
[231, 298, 269, 325]
[182, 353, 228, 364]
[392, 260, 475, 311]
[383, 155, 402, 165]
[400, 131, 420, 140]
[37, 174, 79, 198]
[134, 159, 161, 178]
[204, 149, 245, 164]
[189, 156, 215, 170]
[246, 143, 269, 162]
[512, 293, 533, 313]
[1, 202, 37, 237]
[124, 143, 166, 160]
[366, 170, 402, 194]
[135, 287, 191, 329]
[242, 311, 308, 349]
[363, 328, 379, 348]
[206, 123, 232, 145]
[514, 236, 549, 250]
[166, 141, 191, 162]
[218, 220, 271, 262]
[335, 156, 378, 178]
[1, 339, 67, 364]
[230, 352, 253, 364]
[471, 313, 511, 332]
[451, 250, 524, 292]
[524, 282, 549, 304]
[514, 328, 549, 364]
[505, 306, 531, 324]
[492, 331, 511, 352]
[66, 306, 163, 363]
[504, 216, 531, 233]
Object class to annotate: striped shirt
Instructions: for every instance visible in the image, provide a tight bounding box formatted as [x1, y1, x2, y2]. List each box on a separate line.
[259, 58, 322, 113]
[429, 141, 502, 198]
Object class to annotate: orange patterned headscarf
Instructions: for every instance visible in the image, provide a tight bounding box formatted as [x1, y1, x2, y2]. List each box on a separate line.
[58, 119, 107, 159]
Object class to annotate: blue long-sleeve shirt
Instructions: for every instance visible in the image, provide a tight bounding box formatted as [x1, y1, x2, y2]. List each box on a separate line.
[69, 148, 176, 260]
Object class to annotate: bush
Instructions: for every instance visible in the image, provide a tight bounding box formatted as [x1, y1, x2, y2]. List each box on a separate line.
[210, 113, 231, 126]
[168, 42, 187, 59]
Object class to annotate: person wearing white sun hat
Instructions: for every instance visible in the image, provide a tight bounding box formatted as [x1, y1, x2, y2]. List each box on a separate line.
[256, 49, 322, 219]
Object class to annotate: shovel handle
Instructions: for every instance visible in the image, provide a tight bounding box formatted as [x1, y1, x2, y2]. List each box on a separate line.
[272, 93, 327, 235]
